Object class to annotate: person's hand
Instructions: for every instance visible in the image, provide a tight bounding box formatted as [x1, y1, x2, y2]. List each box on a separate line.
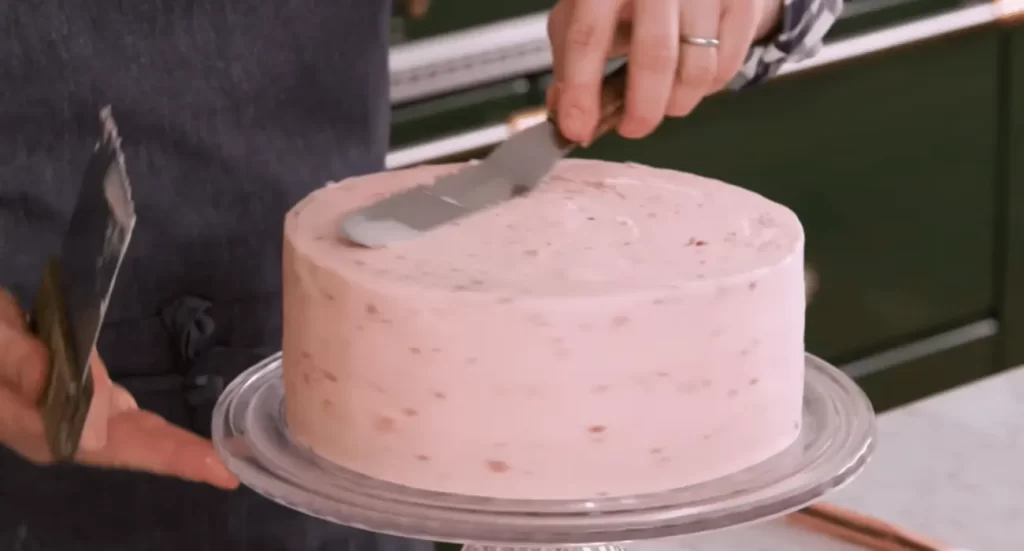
[403, 0, 430, 19]
[0, 288, 238, 489]
[547, 0, 784, 143]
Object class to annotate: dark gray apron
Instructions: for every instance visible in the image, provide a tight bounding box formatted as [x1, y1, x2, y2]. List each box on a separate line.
[0, 2, 432, 550]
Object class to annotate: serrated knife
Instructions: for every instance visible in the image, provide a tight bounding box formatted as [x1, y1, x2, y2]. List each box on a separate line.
[340, 61, 629, 248]
[31, 107, 137, 461]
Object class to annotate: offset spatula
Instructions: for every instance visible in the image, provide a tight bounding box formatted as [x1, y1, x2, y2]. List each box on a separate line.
[31, 107, 137, 461]
[340, 61, 629, 248]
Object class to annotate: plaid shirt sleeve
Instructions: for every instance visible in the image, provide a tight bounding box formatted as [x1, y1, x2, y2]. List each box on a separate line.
[729, 0, 844, 90]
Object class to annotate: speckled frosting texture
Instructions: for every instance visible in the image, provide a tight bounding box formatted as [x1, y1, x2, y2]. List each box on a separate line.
[282, 159, 806, 500]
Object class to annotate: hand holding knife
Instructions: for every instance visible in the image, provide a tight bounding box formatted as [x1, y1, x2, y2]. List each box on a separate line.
[339, 61, 630, 249]
[31, 107, 136, 461]
[11, 109, 236, 489]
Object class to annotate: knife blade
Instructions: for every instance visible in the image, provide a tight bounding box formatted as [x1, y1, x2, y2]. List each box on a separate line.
[340, 60, 629, 248]
[31, 106, 137, 461]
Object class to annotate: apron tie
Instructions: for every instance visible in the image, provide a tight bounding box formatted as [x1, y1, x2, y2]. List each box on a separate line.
[160, 295, 218, 364]
[160, 295, 273, 436]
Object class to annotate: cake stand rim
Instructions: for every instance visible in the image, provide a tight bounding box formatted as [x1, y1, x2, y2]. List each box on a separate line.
[211, 352, 876, 546]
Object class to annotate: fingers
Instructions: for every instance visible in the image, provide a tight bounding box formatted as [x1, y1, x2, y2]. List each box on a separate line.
[548, 0, 769, 137]
[711, 2, 760, 91]
[2, 387, 238, 490]
[546, 0, 573, 115]
[0, 286, 235, 490]
[667, 0, 721, 117]
[754, 0, 785, 41]
[81, 354, 231, 489]
[0, 287, 27, 331]
[82, 409, 239, 490]
[555, 0, 623, 143]
[547, 0, 572, 91]
[0, 289, 48, 402]
[0, 327, 48, 401]
[545, 82, 559, 113]
[0, 383, 50, 463]
[619, 0, 679, 139]
[78, 351, 113, 452]
[0, 285, 110, 460]
[80, 356, 226, 490]
[110, 383, 138, 413]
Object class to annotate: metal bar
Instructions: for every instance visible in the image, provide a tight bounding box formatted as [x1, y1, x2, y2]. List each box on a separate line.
[840, 319, 999, 379]
[389, 12, 550, 105]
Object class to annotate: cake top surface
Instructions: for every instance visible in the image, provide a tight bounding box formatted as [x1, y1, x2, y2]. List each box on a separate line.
[286, 160, 802, 297]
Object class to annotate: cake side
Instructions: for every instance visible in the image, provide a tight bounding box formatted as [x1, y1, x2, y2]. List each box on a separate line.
[282, 159, 806, 499]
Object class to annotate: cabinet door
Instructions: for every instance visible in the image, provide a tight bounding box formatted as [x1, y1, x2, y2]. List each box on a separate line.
[386, 4, 1002, 366]
[1000, 19, 1024, 368]
[575, 26, 1000, 362]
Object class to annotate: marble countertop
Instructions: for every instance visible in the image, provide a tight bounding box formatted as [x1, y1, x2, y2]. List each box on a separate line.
[638, 366, 1024, 551]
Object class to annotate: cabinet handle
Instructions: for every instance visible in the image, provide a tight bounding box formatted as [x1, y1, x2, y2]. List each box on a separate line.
[840, 319, 998, 379]
[386, 3, 1005, 170]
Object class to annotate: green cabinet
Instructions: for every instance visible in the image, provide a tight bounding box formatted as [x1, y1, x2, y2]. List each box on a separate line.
[387, 2, 1019, 410]
[576, 28, 1000, 364]
[1000, 20, 1024, 369]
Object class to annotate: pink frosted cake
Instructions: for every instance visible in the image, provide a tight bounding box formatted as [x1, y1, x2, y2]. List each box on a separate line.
[282, 159, 806, 500]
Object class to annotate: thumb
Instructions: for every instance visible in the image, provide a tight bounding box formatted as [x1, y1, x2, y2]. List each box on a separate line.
[0, 383, 49, 462]
[547, 0, 572, 87]
[77, 350, 113, 452]
[546, 82, 561, 113]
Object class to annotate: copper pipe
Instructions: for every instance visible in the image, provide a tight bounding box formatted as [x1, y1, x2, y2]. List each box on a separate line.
[787, 503, 951, 551]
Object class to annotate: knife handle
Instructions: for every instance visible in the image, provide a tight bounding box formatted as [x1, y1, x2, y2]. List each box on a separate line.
[31, 259, 93, 461]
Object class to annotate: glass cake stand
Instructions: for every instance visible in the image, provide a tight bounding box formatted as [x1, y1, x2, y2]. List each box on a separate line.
[212, 353, 876, 551]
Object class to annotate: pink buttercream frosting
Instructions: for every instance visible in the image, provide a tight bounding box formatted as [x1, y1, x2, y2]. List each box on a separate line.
[282, 159, 806, 499]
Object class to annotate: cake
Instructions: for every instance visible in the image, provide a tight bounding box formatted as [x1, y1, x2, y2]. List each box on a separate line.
[282, 159, 806, 500]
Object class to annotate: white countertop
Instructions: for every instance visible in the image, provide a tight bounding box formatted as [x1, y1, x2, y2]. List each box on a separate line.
[638, 366, 1024, 551]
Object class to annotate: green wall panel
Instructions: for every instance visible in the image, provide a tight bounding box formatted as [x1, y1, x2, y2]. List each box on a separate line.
[998, 21, 1024, 368]
[574, 30, 1000, 362]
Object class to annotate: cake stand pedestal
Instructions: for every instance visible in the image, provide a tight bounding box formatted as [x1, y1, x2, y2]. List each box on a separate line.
[212, 354, 876, 551]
